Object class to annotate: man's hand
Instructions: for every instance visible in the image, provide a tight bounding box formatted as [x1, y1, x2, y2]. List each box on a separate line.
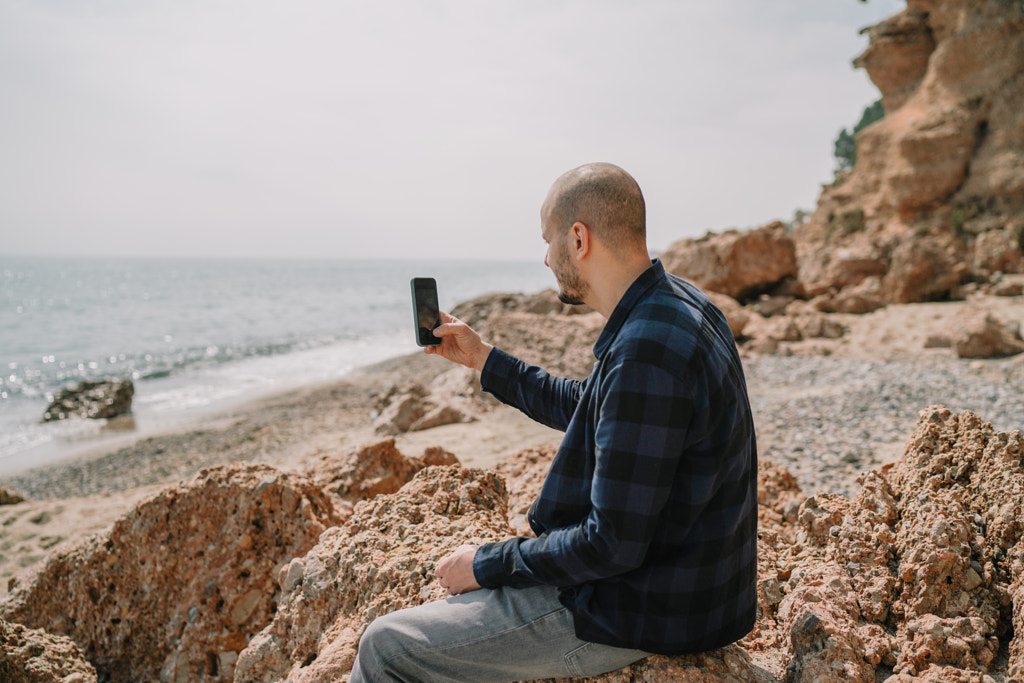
[435, 544, 481, 595]
[424, 311, 493, 372]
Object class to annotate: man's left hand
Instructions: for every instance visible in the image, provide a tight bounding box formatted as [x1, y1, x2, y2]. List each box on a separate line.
[435, 544, 481, 595]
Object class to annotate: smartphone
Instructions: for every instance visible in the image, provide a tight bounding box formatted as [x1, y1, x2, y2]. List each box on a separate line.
[411, 277, 442, 346]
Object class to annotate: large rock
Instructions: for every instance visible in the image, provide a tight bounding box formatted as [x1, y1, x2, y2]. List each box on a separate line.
[41, 378, 134, 422]
[233, 465, 512, 682]
[792, 0, 1024, 304]
[0, 463, 340, 683]
[450, 289, 590, 328]
[756, 407, 1024, 681]
[952, 311, 1024, 358]
[0, 617, 97, 683]
[661, 222, 798, 302]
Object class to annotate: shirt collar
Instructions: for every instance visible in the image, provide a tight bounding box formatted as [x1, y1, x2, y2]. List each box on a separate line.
[593, 259, 666, 360]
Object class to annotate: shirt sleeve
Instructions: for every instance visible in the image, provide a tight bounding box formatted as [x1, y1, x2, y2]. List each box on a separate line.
[474, 355, 696, 589]
[480, 347, 587, 432]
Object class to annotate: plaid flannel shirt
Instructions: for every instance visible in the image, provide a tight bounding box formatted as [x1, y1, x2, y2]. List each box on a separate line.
[472, 260, 758, 654]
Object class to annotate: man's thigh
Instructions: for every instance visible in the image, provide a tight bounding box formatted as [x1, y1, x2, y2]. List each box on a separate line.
[350, 584, 649, 682]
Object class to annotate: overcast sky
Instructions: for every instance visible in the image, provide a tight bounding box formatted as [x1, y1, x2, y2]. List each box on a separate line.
[0, 0, 903, 262]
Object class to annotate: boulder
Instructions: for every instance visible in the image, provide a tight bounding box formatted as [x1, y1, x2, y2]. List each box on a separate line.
[450, 289, 590, 329]
[41, 378, 134, 422]
[661, 222, 798, 302]
[952, 311, 1024, 358]
[0, 617, 97, 683]
[0, 463, 341, 683]
[883, 235, 969, 304]
[303, 438, 458, 514]
[233, 465, 513, 682]
[371, 382, 475, 435]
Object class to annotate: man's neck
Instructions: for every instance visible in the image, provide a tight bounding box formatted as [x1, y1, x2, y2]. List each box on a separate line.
[585, 254, 652, 319]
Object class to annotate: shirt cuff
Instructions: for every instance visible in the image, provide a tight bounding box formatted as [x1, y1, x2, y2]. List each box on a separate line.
[472, 541, 509, 589]
[480, 347, 519, 400]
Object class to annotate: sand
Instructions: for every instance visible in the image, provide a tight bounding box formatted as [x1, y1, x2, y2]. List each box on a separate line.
[1, 290, 1023, 599]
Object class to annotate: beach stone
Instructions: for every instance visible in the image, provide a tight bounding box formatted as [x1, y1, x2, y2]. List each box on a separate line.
[0, 487, 25, 506]
[661, 221, 798, 302]
[0, 463, 340, 683]
[372, 382, 476, 435]
[0, 617, 98, 683]
[41, 378, 134, 422]
[303, 437, 458, 513]
[952, 311, 1024, 358]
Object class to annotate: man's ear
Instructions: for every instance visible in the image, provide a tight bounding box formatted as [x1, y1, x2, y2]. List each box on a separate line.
[570, 221, 590, 260]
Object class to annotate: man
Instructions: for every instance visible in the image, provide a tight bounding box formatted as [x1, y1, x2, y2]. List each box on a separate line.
[349, 163, 757, 682]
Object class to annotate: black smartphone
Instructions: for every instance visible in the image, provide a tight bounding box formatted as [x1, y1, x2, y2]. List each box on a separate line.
[411, 277, 442, 346]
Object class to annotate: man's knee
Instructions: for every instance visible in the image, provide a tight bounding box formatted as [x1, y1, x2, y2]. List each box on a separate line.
[353, 609, 420, 680]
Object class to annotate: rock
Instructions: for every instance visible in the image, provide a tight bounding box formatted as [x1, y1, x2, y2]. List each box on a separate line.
[790, 0, 1024, 304]
[952, 312, 1024, 358]
[450, 289, 590, 328]
[372, 382, 475, 435]
[707, 291, 751, 339]
[493, 445, 556, 536]
[661, 222, 799, 302]
[0, 617, 98, 683]
[486, 310, 606, 379]
[303, 438, 459, 512]
[883, 235, 969, 304]
[0, 463, 340, 683]
[0, 487, 26, 506]
[991, 280, 1024, 297]
[233, 465, 513, 682]
[41, 378, 134, 422]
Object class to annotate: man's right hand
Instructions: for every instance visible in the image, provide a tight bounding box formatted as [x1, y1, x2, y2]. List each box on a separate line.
[424, 311, 494, 372]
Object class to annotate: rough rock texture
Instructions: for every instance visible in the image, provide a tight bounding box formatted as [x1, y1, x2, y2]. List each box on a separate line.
[0, 463, 340, 683]
[371, 381, 476, 435]
[952, 311, 1024, 359]
[661, 222, 798, 302]
[748, 406, 1024, 682]
[0, 617, 97, 683]
[41, 378, 134, 422]
[793, 0, 1024, 303]
[303, 438, 458, 516]
[233, 465, 512, 682]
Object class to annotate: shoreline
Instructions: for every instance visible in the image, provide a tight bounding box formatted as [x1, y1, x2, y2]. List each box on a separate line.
[2, 292, 1024, 600]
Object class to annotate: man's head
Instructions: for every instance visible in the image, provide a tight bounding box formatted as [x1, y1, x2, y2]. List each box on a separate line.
[541, 163, 647, 306]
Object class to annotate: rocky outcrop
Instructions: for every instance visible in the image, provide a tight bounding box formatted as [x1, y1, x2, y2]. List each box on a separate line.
[371, 381, 476, 435]
[747, 406, 1024, 682]
[661, 222, 798, 302]
[0, 463, 340, 683]
[0, 617, 97, 683]
[41, 378, 134, 422]
[792, 0, 1024, 303]
[233, 465, 512, 682]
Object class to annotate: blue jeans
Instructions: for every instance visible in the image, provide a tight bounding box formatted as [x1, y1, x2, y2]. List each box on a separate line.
[349, 584, 650, 682]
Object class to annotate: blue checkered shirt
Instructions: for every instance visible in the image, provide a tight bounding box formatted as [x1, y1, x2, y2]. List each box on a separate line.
[472, 260, 758, 654]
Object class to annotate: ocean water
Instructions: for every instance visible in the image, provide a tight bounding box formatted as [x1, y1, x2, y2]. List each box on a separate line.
[0, 255, 553, 474]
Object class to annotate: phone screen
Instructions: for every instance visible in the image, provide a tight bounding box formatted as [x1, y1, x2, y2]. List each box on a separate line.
[411, 277, 442, 346]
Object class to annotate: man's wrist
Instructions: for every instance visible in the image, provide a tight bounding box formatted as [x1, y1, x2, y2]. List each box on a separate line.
[475, 343, 494, 372]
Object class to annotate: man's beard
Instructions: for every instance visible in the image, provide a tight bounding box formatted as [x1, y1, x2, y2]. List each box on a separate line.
[554, 251, 588, 306]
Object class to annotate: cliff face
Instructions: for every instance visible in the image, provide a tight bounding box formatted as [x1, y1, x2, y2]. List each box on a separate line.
[794, 0, 1024, 303]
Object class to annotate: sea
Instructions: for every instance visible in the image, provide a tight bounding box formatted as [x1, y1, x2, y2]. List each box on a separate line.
[0, 255, 554, 476]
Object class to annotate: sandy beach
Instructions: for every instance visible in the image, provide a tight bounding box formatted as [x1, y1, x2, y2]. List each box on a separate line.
[2, 289, 1023, 604]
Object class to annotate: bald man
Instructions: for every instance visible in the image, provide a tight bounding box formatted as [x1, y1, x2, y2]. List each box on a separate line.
[349, 163, 758, 682]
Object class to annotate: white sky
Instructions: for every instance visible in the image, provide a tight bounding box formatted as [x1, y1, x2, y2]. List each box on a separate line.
[0, 0, 903, 262]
